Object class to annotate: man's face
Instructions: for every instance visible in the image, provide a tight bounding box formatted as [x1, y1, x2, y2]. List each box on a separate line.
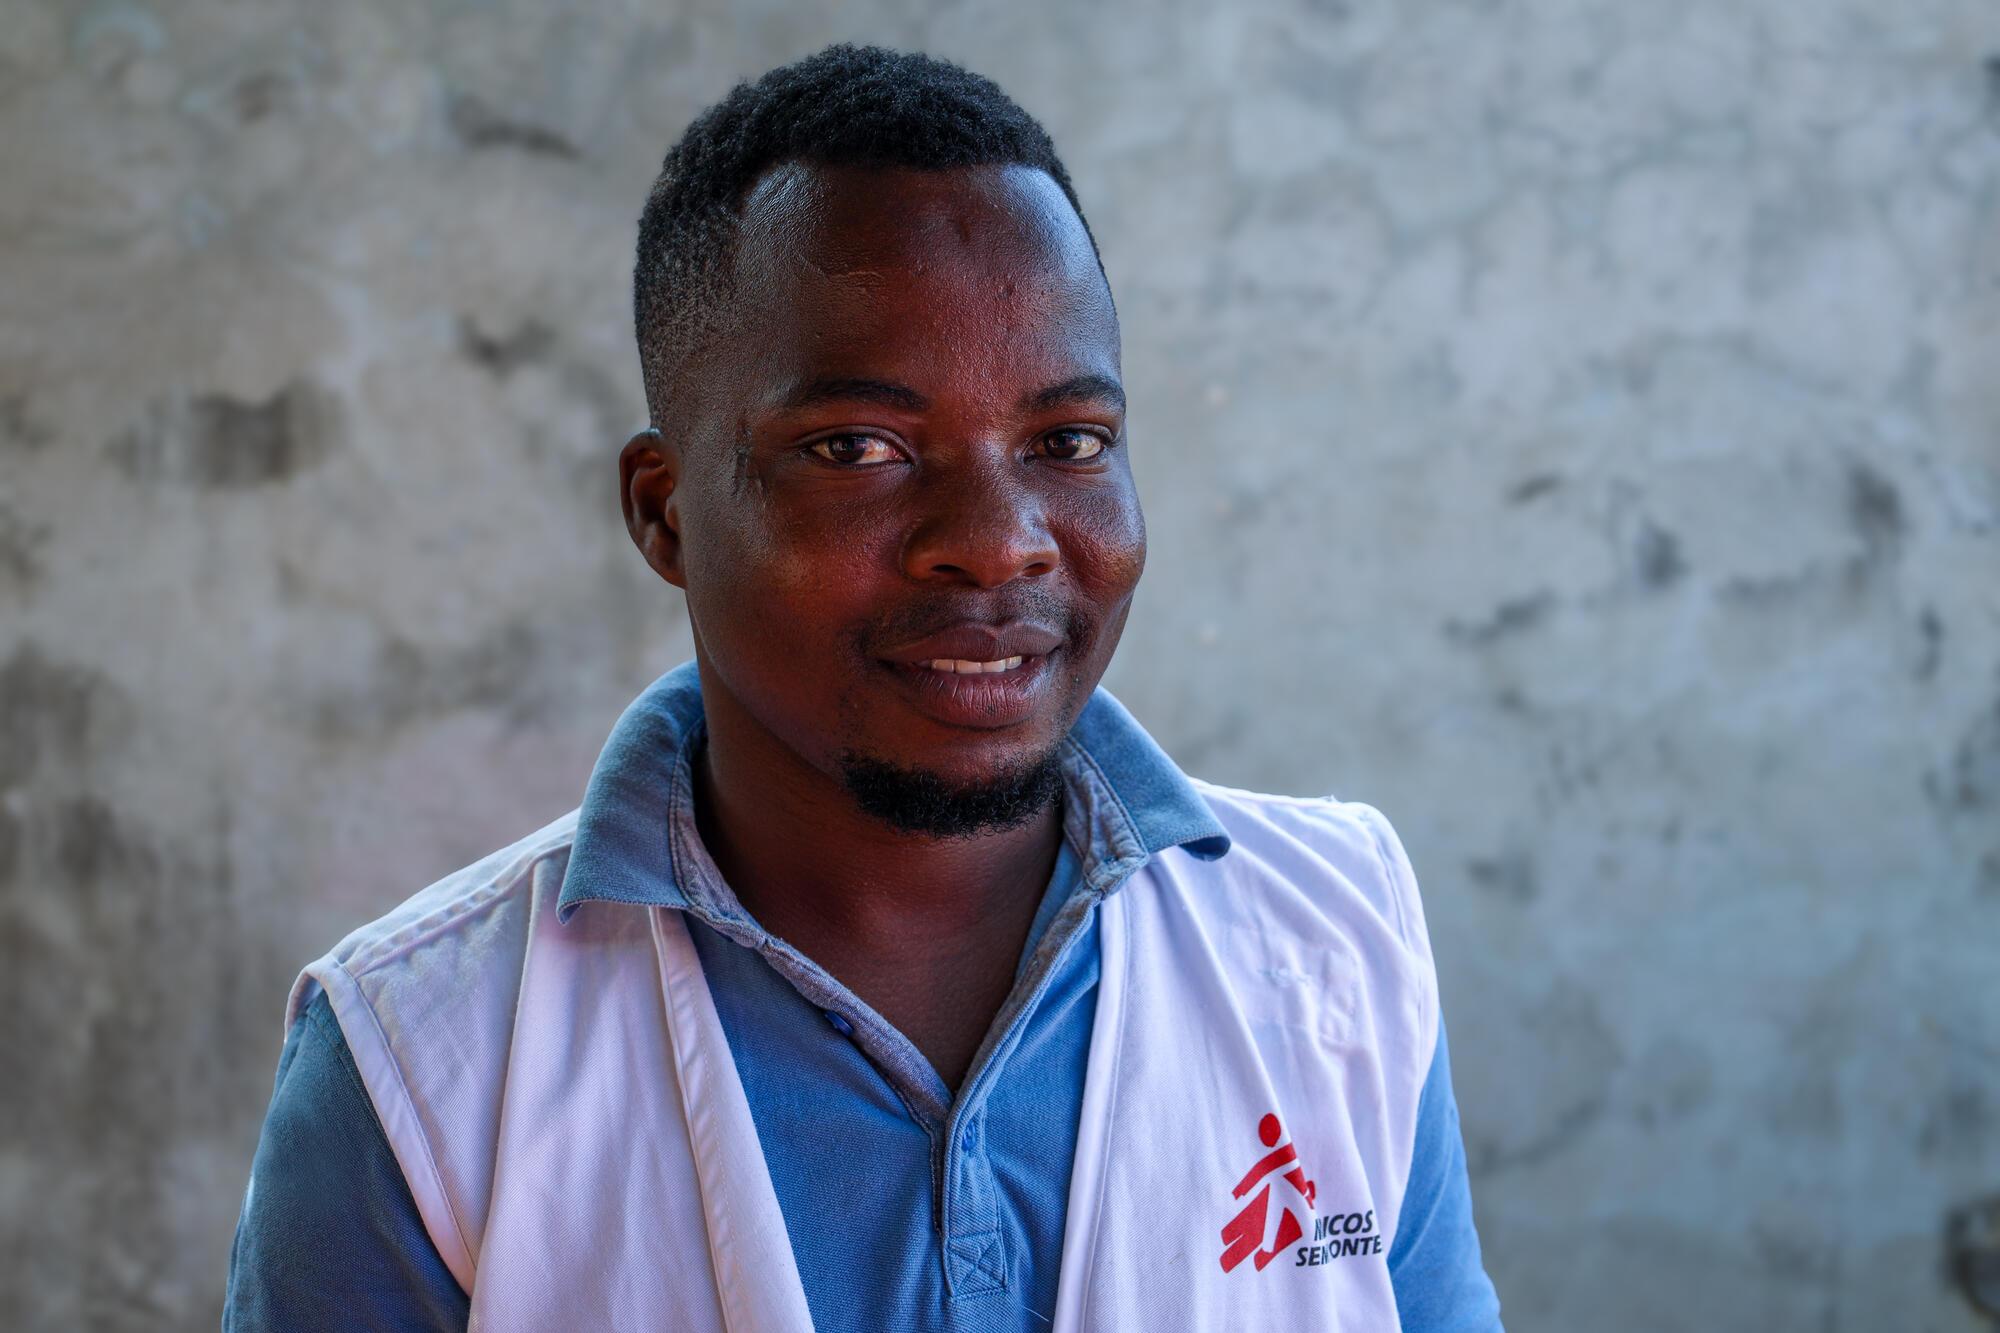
[632, 161, 1142, 819]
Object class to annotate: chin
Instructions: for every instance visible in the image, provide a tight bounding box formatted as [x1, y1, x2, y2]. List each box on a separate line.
[858, 727, 1055, 786]
[835, 739, 1065, 839]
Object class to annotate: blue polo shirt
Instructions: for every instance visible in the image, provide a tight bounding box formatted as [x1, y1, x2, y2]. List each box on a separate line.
[225, 666, 1502, 1330]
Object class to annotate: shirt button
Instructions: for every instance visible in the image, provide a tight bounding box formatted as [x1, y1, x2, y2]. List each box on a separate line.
[823, 1010, 853, 1036]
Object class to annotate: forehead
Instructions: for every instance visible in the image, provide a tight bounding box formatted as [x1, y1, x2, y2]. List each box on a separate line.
[715, 162, 1118, 407]
[741, 160, 1097, 280]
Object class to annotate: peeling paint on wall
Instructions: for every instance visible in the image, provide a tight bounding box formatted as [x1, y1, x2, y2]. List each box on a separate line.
[106, 381, 339, 490]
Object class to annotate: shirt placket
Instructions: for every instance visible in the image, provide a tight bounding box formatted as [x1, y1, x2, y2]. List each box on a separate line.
[688, 874, 1103, 1314]
[941, 1109, 1006, 1298]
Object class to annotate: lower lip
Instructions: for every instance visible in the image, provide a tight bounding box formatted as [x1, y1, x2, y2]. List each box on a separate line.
[880, 653, 1056, 730]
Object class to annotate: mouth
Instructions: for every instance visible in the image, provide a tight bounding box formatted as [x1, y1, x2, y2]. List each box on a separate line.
[873, 620, 1070, 730]
[918, 656, 1026, 675]
[877, 650, 1058, 729]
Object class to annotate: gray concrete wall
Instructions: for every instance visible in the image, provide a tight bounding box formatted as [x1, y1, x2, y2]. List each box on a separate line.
[3, 1, 1996, 1328]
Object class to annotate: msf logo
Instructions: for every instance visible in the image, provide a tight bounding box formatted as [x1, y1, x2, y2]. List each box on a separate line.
[1219, 1113, 1317, 1274]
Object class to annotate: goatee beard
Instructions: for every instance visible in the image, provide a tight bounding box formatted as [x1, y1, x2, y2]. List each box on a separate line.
[837, 747, 1063, 839]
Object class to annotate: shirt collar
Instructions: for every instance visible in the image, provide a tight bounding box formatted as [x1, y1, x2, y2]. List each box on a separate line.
[558, 660, 1229, 923]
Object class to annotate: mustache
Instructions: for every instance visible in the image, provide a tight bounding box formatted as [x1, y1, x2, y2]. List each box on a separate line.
[860, 585, 1084, 652]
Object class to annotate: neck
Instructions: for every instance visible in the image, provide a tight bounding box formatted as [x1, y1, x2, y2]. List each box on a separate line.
[688, 661, 1064, 1088]
[694, 727, 1061, 941]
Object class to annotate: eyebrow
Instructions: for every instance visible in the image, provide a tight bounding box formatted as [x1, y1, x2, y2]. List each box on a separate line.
[779, 377, 930, 413]
[775, 372, 1127, 416]
[1023, 374, 1125, 415]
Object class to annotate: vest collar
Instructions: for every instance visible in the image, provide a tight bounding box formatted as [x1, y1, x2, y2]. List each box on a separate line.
[558, 660, 1229, 923]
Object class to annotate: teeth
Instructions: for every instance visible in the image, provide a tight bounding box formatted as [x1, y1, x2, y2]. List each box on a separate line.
[923, 656, 1025, 674]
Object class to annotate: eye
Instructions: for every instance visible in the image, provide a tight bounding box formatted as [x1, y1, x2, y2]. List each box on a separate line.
[1035, 428, 1111, 462]
[808, 433, 903, 467]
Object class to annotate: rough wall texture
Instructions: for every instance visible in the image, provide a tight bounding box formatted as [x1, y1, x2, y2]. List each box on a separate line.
[2, 1, 1996, 1328]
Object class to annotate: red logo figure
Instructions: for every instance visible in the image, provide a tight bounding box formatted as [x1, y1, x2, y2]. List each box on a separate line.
[1219, 1113, 1318, 1274]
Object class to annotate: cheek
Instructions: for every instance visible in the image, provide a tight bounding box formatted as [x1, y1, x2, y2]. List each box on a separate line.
[1058, 484, 1147, 605]
[680, 480, 889, 637]
[754, 494, 902, 609]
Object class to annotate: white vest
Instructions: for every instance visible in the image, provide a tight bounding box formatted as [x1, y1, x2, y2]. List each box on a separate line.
[291, 783, 1438, 1331]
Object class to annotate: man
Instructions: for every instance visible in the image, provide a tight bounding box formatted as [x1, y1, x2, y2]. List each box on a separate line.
[226, 44, 1502, 1332]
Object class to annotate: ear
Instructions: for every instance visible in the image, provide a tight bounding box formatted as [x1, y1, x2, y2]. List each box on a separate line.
[619, 428, 686, 588]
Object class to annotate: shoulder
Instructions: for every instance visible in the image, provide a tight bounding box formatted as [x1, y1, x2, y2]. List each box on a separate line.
[276, 809, 588, 1289]
[1130, 780, 1443, 1117]
[289, 809, 580, 1024]
[1190, 782, 1414, 874]
[1183, 781, 1433, 965]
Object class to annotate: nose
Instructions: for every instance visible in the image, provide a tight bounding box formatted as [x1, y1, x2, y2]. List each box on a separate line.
[900, 459, 1060, 588]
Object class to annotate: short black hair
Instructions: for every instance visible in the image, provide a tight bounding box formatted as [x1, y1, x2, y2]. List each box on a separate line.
[633, 43, 1099, 426]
